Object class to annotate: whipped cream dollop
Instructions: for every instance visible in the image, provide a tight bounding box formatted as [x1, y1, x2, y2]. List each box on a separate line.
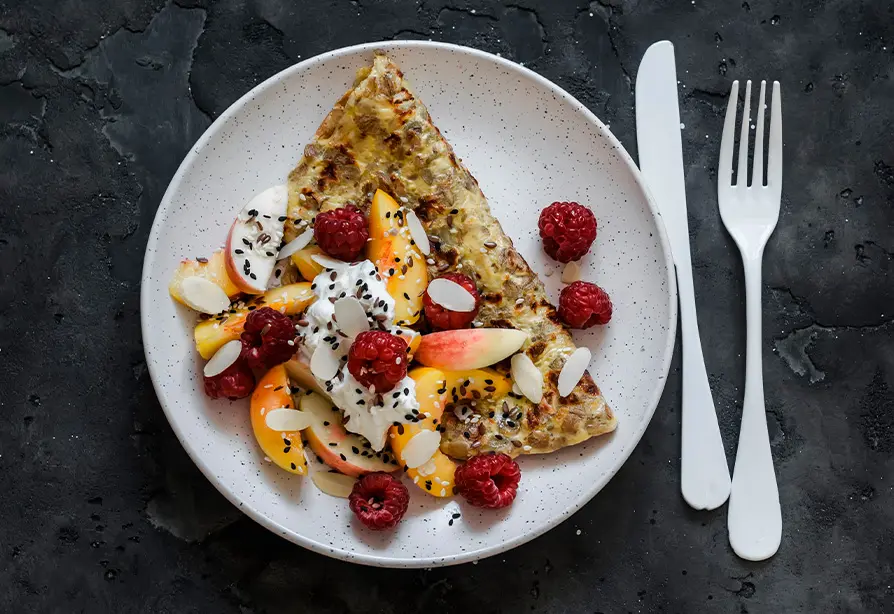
[296, 260, 419, 451]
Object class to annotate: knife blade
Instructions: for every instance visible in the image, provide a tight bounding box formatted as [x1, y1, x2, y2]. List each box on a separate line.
[636, 41, 731, 510]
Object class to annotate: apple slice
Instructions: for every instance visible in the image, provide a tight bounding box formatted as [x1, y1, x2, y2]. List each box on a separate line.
[251, 365, 307, 476]
[414, 328, 529, 371]
[300, 391, 399, 477]
[225, 185, 288, 294]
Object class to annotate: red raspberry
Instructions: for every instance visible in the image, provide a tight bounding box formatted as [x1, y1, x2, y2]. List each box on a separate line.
[241, 306, 297, 370]
[313, 206, 369, 261]
[423, 273, 481, 330]
[349, 472, 410, 530]
[203, 359, 255, 400]
[558, 281, 613, 328]
[538, 201, 597, 263]
[454, 453, 521, 509]
[347, 331, 408, 393]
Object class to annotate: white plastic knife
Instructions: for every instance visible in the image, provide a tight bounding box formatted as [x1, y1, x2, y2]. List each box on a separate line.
[636, 41, 731, 510]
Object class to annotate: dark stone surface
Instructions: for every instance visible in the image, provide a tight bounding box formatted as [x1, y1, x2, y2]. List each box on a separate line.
[1, 0, 892, 611]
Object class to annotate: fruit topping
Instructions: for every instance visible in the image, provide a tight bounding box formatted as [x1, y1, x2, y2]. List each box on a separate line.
[169, 250, 240, 304]
[203, 339, 243, 377]
[454, 453, 521, 509]
[250, 365, 307, 475]
[538, 201, 597, 263]
[557, 347, 592, 397]
[313, 471, 358, 498]
[225, 185, 289, 294]
[291, 245, 326, 280]
[240, 306, 297, 370]
[204, 358, 255, 400]
[414, 328, 528, 371]
[313, 205, 369, 261]
[423, 273, 480, 330]
[347, 331, 409, 393]
[276, 229, 314, 260]
[179, 277, 231, 314]
[349, 472, 410, 530]
[510, 353, 543, 404]
[558, 281, 613, 328]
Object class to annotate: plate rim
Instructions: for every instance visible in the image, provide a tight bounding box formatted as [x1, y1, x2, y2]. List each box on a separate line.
[140, 39, 678, 568]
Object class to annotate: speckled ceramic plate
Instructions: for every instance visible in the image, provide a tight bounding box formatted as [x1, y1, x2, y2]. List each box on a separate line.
[141, 41, 676, 568]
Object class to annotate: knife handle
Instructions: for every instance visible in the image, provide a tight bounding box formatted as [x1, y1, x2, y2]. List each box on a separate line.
[677, 265, 732, 510]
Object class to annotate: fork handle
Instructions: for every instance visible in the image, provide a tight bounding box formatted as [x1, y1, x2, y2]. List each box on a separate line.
[728, 254, 782, 561]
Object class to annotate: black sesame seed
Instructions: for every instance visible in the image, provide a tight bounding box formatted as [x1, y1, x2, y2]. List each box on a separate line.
[339, 454, 347, 461]
[290, 462, 297, 470]
[397, 423, 405, 435]
[249, 273, 257, 280]
[235, 249, 244, 255]
[323, 421, 330, 426]
[404, 414, 414, 421]
[283, 438, 291, 445]
[484, 379, 494, 385]
[283, 447, 291, 453]
[328, 442, 337, 447]
[278, 216, 287, 222]
[352, 446, 360, 454]
[242, 238, 251, 247]
[452, 512, 461, 519]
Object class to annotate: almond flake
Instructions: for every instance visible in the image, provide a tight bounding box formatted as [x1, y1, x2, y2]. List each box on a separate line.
[311, 253, 350, 269]
[405, 209, 430, 255]
[203, 339, 243, 377]
[558, 347, 591, 397]
[277, 229, 313, 260]
[180, 277, 231, 314]
[561, 260, 582, 284]
[401, 430, 441, 468]
[312, 471, 357, 498]
[511, 353, 543, 404]
[426, 278, 476, 312]
[310, 345, 340, 381]
[333, 297, 369, 338]
[416, 458, 438, 476]
[264, 408, 312, 432]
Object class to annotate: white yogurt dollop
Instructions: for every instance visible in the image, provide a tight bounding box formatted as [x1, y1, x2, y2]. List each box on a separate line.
[296, 260, 419, 451]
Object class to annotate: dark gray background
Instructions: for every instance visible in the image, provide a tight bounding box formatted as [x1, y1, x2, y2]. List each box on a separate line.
[1, 0, 892, 612]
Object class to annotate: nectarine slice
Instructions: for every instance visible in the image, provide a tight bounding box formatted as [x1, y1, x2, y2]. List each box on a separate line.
[194, 282, 313, 358]
[390, 367, 511, 497]
[169, 250, 241, 304]
[251, 365, 307, 475]
[414, 328, 529, 371]
[367, 189, 428, 326]
[291, 245, 325, 281]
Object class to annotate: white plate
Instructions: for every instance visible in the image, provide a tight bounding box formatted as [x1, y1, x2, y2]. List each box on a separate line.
[141, 41, 676, 568]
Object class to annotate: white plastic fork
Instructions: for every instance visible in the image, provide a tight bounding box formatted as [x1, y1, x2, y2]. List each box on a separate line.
[718, 80, 783, 561]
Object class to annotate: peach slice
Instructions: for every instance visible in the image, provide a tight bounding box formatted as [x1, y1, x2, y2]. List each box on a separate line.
[194, 282, 313, 358]
[390, 367, 511, 497]
[414, 328, 529, 371]
[251, 365, 307, 476]
[291, 245, 325, 281]
[169, 250, 241, 304]
[300, 391, 399, 477]
[366, 189, 428, 326]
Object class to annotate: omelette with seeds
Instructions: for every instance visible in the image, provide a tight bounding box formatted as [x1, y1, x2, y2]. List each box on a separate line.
[282, 52, 617, 460]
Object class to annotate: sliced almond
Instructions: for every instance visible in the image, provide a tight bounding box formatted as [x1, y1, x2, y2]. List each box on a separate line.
[557, 347, 592, 397]
[277, 229, 314, 260]
[203, 339, 243, 377]
[312, 471, 357, 498]
[264, 408, 312, 432]
[416, 457, 438, 477]
[311, 253, 349, 269]
[180, 276, 231, 314]
[511, 353, 543, 404]
[426, 278, 476, 312]
[334, 297, 370, 338]
[561, 260, 582, 284]
[512, 382, 523, 396]
[405, 209, 430, 256]
[310, 345, 340, 382]
[401, 429, 441, 468]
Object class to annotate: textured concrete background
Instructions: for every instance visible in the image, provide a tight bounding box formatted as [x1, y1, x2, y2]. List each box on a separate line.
[1, 0, 892, 612]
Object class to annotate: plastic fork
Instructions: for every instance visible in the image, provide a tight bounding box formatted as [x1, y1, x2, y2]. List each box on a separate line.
[718, 80, 783, 561]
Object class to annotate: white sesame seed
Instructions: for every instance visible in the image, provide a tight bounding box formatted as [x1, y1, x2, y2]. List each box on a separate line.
[299, 193, 306, 201]
[399, 196, 409, 202]
[413, 475, 419, 483]
[480, 247, 487, 253]
[426, 258, 435, 265]
[440, 488, 446, 496]
[523, 444, 532, 451]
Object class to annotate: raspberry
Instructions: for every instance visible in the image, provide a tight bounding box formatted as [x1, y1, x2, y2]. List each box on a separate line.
[313, 206, 369, 261]
[423, 273, 481, 330]
[241, 307, 297, 370]
[347, 331, 408, 393]
[558, 281, 613, 328]
[203, 359, 255, 400]
[454, 453, 521, 509]
[538, 201, 597, 263]
[349, 472, 410, 530]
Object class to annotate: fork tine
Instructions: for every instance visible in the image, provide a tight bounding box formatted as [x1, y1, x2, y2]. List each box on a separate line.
[736, 80, 752, 187]
[767, 81, 783, 191]
[751, 81, 767, 187]
[719, 80, 739, 187]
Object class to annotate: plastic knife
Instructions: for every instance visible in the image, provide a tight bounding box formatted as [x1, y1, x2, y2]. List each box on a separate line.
[635, 41, 731, 510]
